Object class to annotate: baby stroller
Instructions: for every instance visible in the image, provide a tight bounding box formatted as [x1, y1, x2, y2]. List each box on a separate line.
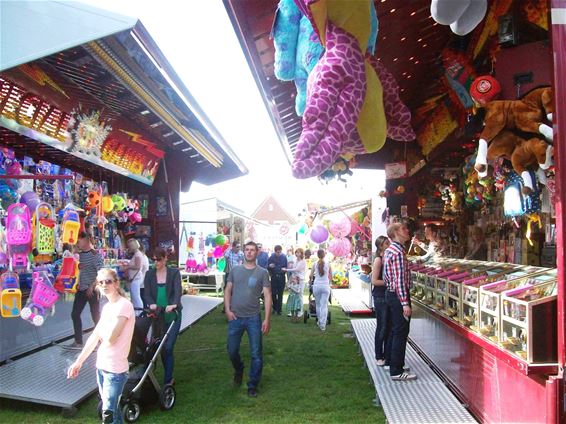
[303, 279, 331, 325]
[97, 307, 179, 422]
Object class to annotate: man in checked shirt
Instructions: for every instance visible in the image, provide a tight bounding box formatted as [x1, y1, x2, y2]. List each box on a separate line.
[382, 222, 417, 381]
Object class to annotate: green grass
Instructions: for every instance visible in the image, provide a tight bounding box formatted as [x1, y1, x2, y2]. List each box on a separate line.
[0, 299, 385, 423]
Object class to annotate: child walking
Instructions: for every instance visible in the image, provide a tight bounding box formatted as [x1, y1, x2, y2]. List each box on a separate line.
[283, 248, 306, 322]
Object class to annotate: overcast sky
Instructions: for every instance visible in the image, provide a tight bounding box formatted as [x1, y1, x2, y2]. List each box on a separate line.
[79, 0, 385, 216]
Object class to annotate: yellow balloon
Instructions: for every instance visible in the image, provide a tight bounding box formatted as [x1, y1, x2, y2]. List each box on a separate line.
[102, 196, 114, 213]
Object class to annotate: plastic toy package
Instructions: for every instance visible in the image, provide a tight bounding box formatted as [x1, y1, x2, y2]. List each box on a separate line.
[0, 271, 21, 318]
[20, 269, 59, 326]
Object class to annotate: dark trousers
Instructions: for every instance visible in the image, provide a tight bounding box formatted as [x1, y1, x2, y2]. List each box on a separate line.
[161, 312, 181, 385]
[227, 314, 263, 389]
[385, 291, 410, 376]
[71, 289, 100, 344]
[373, 295, 390, 361]
[271, 274, 286, 314]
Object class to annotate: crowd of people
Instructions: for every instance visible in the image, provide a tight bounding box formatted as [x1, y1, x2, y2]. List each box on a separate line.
[65, 222, 433, 421]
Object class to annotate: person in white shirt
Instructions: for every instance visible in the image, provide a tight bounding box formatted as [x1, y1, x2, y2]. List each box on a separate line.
[309, 249, 332, 331]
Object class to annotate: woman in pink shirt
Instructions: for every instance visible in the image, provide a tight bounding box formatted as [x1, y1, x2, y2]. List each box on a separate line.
[68, 268, 135, 424]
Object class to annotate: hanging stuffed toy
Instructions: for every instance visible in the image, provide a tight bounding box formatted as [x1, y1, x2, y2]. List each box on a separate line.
[291, 0, 387, 179]
[272, 0, 324, 116]
[430, 0, 488, 36]
[365, 55, 415, 142]
[471, 76, 554, 186]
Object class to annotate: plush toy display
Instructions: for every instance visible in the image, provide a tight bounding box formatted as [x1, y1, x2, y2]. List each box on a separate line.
[366, 55, 415, 142]
[273, 0, 324, 116]
[471, 78, 554, 189]
[292, 0, 387, 179]
[430, 0, 488, 36]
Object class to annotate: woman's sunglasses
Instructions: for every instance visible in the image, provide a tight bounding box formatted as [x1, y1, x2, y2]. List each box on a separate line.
[97, 279, 115, 286]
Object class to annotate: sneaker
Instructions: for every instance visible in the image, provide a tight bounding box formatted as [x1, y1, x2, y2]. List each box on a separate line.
[287, 312, 292, 317]
[384, 365, 410, 372]
[297, 312, 303, 318]
[247, 387, 258, 397]
[391, 372, 417, 381]
[376, 359, 386, 367]
[233, 372, 243, 387]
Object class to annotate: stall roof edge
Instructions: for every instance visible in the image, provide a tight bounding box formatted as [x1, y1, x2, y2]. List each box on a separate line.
[0, 0, 248, 185]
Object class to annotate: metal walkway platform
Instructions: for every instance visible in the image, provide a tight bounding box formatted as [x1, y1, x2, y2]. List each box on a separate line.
[0, 295, 223, 410]
[351, 319, 477, 424]
[332, 288, 372, 314]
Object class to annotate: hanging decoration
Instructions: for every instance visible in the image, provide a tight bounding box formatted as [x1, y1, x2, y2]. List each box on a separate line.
[310, 224, 329, 244]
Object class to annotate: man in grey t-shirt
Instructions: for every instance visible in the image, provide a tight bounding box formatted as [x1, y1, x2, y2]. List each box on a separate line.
[225, 241, 272, 398]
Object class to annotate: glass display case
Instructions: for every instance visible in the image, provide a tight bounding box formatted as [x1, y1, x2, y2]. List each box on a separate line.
[460, 264, 529, 331]
[478, 267, 553, 344]
[500, 279, 557, 363]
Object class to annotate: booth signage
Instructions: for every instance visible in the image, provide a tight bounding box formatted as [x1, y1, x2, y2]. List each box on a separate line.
[385, 162, 407, 180]
[0, 76, 71, 141]
[0, 76, 163, 185]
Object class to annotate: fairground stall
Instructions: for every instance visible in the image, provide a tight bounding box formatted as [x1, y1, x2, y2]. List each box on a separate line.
[0, 0, 246, 411]
[225, 0, 566, 422]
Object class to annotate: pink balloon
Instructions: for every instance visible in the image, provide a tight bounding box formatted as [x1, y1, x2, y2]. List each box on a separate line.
[129, 212, 142, 224]
[328, 237, 351, 257]
[310, 224, 329, 244]
[329, 217, 352, 238]
[213, 246, 223, 259]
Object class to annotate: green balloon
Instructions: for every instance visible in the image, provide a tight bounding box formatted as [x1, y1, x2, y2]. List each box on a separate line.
[215, 234, 226, 246]
[298, 224, 307, 235]
[217, 257, 226, 272]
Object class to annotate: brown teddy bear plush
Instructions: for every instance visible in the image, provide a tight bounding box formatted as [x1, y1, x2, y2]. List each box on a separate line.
[484, 130, 550, 193]
[471, 80, 554, 188]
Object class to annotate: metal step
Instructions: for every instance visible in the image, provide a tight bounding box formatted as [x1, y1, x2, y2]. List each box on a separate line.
[0, 295, 223, 409]
[332, 288, 372, 314]
[351, 319, 477, 424]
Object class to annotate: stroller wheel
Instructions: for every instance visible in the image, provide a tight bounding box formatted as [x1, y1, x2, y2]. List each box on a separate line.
[159, 384, 176, 410]
[122, 400, 141, 422]
[327, 311, 331, 325]
[303, 312, 308, 324]
[96, 400, 102, 419]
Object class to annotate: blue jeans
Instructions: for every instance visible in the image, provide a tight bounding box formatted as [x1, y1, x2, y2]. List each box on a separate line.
[227, 314, 263, 389]
[373, 295, 390, 361]
[385, 291, 410, 376]
[96, 369, 128, 424]
[161, 311, 181, 385]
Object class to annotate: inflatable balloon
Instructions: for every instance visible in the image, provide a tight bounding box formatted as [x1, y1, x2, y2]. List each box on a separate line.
[215, 234, 226, 246]
[298, 223, 308, 235]
[111, 195, 126, 211]
[101, 196, 114, 213]
[280, 223, 289, 235]
[87, 191, 101, 209]
[213, 246, 223, 259]
[328, 237, 351, 257]
[310, 224, 329, 244]
[222, 242, 230, 253]
[129, 212, 142, 224]
[329, 217, 352, 238]
[217, 257, 226, 272]
[20, 191, 40, 213]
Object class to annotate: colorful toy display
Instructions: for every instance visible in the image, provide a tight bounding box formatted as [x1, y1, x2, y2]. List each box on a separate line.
[20, 270, 59, 326]
[53, 253, 80, 293]
[6, 203, 32, 270]
[291, 0, 387, 179]
[34, 202, 56, 255]
[0, 271, 21, 318]
[472, 85, 554, 188]
[61, 206, 81, 244]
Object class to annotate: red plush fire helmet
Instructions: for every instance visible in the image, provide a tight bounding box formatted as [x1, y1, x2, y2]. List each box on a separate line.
[469, 75, 501, 107]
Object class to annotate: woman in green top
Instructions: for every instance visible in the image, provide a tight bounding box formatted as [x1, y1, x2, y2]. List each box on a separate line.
[143, 247, 182, 385]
